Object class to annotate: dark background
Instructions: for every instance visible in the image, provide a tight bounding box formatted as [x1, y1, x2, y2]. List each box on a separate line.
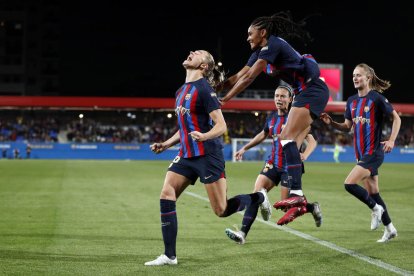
[59, 2, 412, 103]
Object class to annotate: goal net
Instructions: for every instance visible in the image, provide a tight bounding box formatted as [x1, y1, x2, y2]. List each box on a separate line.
[231, 138, 274, 162]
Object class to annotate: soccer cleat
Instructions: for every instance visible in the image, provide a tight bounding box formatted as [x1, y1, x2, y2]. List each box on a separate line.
[277, 206, 307, 225]
[377, 228, 398, 243]
[273, 196, 307, 210]
[144, 254, 178, 266]
[311, 202, 323, 227]
[225, 228, 246, 245]
[370, 204, 384, 230]
[259, 188, 272, 221]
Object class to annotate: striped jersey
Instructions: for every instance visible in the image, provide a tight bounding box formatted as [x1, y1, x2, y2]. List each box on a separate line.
[263, 111, 288, 170]
[175, 78, 222, 158]
[345, 90, 394, 160]
[247, 35, 321, 95]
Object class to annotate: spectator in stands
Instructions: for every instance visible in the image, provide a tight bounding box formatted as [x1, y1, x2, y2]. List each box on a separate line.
[26, 144, 32, 159]
[320, 63, 401, 243]
[144, 50, 271, 266]
[225, 85, 322, 244]
[219, 11, 329, 224]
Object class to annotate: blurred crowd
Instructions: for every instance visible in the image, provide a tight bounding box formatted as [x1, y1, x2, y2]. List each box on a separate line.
[1, 110, 413, 147]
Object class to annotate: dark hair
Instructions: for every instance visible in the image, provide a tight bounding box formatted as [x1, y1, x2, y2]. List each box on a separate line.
[250, 11, 315, 45]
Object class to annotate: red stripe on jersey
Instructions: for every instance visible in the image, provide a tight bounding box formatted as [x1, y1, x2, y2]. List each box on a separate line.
[368, 101, 376, 155]
[189, 89, 205, 155]
[351, 100, 359, 160]
[177, 84, 192, 157]
[276, 116, 285, 169]
[358, 98, 367, 158]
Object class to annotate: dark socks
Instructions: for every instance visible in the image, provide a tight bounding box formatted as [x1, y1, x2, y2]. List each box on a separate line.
[371, 193, 391, 225]
[222, 193, 264, 217]
[240, 204, 259, 236]
[283, 141, 302, 191]
[306, 203, 314, 213]
[160, 199, 177, 259]
[344, 184, 376, 209]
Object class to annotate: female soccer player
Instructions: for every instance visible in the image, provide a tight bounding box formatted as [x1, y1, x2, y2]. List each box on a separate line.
[145, 50, 271, 266]
[320, 63, 401, 242]
[219, 11, 330, 224]
[225, 85, 321, 244]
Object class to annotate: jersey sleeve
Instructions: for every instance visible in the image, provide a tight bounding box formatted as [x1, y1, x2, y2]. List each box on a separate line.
[344, 98, 352, 120]
[200, 88, 221, 114]
[257, 39, 281, 64]
[377, 93, 394, 116]
[246, 50, 260, 67]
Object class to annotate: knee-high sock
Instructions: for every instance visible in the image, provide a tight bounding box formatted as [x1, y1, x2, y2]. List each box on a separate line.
[371, 193, 391, 225]
[344, 184, 376, 209]
[282, 141, 303, 194]
[160, 199, 177, 258]
[222, 193, 264, 217]
[240, 203, 259, 236]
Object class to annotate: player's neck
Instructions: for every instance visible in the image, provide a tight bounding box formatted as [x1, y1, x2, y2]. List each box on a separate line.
[357, 87, 370, 97]
[185, 69, 204, 83]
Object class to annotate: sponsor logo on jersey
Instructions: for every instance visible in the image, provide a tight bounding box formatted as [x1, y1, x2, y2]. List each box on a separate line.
[175, 105, 190, 116]
[352, 116, 370, 125]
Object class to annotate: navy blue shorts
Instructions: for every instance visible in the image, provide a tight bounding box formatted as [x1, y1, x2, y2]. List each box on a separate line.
[357, 151, 384, 176]
[168, 149, 226, 184]
[292, 78, 330, 119]
[259, 162, 289, 188]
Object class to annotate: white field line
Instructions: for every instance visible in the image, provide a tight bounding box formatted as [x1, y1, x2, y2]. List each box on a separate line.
[185, 191, 413, 276]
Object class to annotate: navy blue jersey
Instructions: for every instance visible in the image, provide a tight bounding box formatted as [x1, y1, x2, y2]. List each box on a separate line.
[247, 35, 321, 95]
[345, 90, 394, 160]
[263, 111, 288, 170]
[175, 78, 222, 158]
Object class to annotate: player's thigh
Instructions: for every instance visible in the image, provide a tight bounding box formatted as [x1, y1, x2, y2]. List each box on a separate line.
[344, 165, 371, 184]
[280, 107, 313, 140]
[160, 171, 192, 200]
[253, 174, 275, 192]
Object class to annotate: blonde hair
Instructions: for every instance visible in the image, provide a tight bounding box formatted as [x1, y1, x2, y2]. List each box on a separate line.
[201, 50, 225, 90]
[356, 63, 391, 93]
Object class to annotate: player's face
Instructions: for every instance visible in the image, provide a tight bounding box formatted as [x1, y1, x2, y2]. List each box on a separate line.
[274, 88, 292, 112]
[352, 66, 370, 90]
[247, 26, 266, 50]
[183, 50, 207, 70]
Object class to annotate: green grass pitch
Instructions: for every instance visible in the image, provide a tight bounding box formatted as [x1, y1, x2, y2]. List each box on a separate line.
[0, 160, 413, 275]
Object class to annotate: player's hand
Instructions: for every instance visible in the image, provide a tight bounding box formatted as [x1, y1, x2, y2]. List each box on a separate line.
[320, 113, 332, 125]
[150, 143, 166, 154]
[189, 131, 206, 142]
[219, 98, 226, 106]
[234, 149, 246, 161]
[300, 153, 307, 161]
[381, 140, 395, 153]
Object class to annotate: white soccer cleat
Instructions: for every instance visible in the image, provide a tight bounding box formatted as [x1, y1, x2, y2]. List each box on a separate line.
[377, 228, 398, 243]
[370, 204, 384, 230]
[225, 228, 246, 245]
[259, 188, 272, 221]
[144, 254, 177, 266]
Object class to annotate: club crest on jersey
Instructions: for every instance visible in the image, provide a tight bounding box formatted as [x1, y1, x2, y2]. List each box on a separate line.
[185, 94, 191, 100]
[364, 106, 370, 112]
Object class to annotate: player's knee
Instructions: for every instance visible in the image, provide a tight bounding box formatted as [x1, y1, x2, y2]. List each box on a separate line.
[210, 204, 227, 217]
